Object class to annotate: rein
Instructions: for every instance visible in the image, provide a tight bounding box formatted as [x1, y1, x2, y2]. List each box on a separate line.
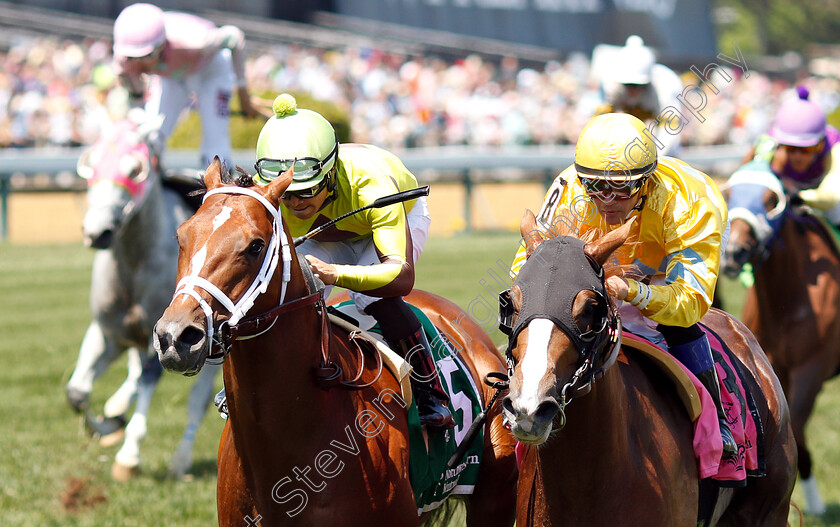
[172, 184, 380, 389]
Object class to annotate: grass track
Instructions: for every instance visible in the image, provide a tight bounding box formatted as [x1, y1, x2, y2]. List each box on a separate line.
[1, 234, 839, 525]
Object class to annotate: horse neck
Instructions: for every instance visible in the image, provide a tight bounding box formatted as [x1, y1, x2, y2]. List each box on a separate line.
[551, 367, 629, 460]
[752, 217, 815, 311]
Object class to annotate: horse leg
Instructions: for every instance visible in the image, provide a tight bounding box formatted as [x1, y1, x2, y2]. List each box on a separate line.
[112, 353, 163, 482]
[102, 347, 142, 418]
[169, 362, 221, 479]
[88, 348, 144, 447]
[217, 423, 258, 527]
[66, 321, 116, 412]
[786, 363, 826, 515]
[463, 410, 517, 527]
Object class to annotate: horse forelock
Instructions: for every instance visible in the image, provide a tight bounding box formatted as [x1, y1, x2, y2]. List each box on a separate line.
[230, 167, 256, 188]
[529, 207, 638, 282]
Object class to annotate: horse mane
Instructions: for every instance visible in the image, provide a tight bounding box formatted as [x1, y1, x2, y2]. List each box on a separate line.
[541, 207, 641, 281]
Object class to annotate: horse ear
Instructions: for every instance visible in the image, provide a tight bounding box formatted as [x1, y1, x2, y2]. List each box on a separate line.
[263, 167, 295, 204]
[520, 209, 544, 256]
[584, 217, 635, 267]
[204, 157, 225, 190]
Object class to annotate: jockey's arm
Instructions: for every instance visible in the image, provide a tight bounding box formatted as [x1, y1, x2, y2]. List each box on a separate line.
[625, 197, 724, 327]
[204, 25, 247, 87]
[798, 143, 840, 211]
[204, 25, 266, 117]
[332, 202, 415, 297]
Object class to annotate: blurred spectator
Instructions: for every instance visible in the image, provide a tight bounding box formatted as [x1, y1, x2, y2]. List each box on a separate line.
[2, 24, 839, 152]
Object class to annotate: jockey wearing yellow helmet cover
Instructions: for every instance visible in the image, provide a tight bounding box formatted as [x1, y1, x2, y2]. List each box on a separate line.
[254, 94, 454, 429]
[510, 113, 735, 458]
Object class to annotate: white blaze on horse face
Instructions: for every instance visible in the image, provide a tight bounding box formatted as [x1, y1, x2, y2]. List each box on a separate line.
[213, 206, 233, 232]
[188, 206, 233, 276]
[518, 318, 555, 415]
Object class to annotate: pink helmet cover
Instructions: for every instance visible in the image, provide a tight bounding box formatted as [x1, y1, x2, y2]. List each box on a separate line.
[113, 3, 166, 58]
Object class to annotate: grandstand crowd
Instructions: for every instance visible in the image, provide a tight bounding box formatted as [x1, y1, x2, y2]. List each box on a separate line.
[2, 33, 839, 151]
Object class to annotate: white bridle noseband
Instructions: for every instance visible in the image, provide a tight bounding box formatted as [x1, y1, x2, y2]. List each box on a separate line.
[173, 186, 292, 364]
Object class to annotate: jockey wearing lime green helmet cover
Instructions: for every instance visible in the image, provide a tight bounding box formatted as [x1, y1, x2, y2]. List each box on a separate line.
[747, 86, 840, 224]
[510, 113, 735, 458]
[254, 94, 454, 429]
[112, 3, 267, 168]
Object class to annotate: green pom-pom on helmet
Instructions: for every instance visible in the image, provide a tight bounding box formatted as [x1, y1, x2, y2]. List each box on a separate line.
[272, 93, 297, 118]
[254, 93, 339, 190]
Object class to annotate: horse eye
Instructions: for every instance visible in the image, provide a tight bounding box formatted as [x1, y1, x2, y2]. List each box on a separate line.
[247, 239, 265, 256]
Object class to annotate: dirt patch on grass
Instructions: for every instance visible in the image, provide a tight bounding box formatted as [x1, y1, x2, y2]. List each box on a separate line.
[60, 476, 107, 512]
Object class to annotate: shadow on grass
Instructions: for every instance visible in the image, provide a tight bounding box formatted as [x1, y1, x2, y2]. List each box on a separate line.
[793, 502, 840, 527]
[150, 459, 218, 482]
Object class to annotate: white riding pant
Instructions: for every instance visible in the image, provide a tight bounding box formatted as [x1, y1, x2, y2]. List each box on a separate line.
[297, 196, 431, 312]
[145, 50, 234, 169]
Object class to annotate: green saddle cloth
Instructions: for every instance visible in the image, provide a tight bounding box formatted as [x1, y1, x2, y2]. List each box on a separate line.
[332, 300, 484, 513]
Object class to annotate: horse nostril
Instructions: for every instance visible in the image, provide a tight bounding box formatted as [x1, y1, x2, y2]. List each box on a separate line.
[90, 230, 114, 249]
[535, 400, 560, 423]
[179, 326, 205, 347]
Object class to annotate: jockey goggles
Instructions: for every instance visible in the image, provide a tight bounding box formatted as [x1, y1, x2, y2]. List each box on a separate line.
[580, 174, 649, 200]
[254, 142, 339, 184]
[280, 174, 331, 200]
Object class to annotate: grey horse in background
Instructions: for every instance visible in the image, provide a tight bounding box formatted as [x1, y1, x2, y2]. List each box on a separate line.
[64, 110, 220, 480]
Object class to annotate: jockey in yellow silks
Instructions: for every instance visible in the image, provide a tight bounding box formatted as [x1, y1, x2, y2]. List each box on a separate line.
[251, 94, 454, 429]
[510, 113, 736, 458]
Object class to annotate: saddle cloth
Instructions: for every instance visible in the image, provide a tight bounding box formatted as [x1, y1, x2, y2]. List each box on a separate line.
[329, 301, 485, 514]
[623, 328, 764, 485]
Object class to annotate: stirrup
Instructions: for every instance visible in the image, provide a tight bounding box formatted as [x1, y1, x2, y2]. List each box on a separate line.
[416, 390, 456, 429]
[214, 388, 228, 420]
[720, 419, 738, 459]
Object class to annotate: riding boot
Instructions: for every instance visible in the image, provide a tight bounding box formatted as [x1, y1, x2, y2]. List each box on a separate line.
[393, 328, 456, 430]
[667, 332, 738, 459]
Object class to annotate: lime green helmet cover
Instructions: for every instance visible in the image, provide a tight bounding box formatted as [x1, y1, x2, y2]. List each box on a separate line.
[254, 94, 338, 190]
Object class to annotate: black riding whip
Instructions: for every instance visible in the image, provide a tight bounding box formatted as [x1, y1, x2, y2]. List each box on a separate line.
[293, 185, 430, 247]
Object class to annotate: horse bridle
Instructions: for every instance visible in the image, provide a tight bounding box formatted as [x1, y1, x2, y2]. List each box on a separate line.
[170, 185, 381, 389]
[173, 186, 292, 366]
[499, 238, 623, 429]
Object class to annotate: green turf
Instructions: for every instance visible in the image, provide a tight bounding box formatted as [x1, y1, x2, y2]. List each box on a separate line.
[1, 235, 839, 525]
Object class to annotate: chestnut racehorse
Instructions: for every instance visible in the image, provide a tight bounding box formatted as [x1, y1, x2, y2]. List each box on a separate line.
[153, 159, 516, 526]
[502, 211, 796, 526]
[722, 163, 840, 515]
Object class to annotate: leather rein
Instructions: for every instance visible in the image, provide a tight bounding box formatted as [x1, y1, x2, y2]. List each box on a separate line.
[172, 185, 381, 390]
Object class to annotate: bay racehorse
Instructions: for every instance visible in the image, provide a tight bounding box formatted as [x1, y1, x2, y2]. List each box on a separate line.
[153, 159, 517, 525]
[721, 159, 840, 515]
[64, 110, 220, 480]
[502, 210, 796, 526]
